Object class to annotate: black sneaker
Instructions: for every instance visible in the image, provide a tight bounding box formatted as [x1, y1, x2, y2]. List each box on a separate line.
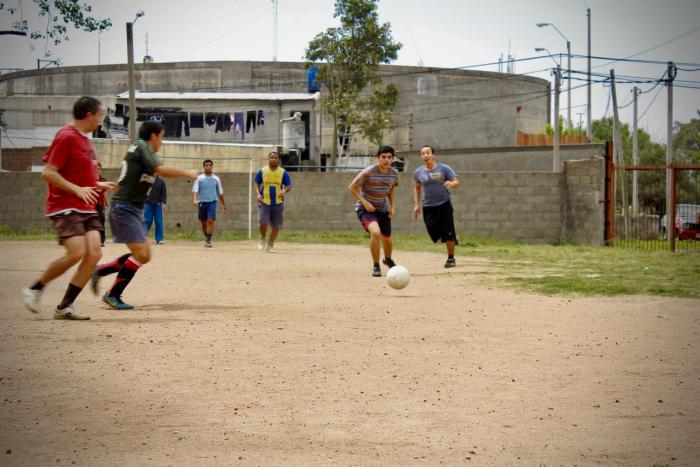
[372, 265, 382, 277]
[444, 258, 456, 268]
[382, 258, 396, 269]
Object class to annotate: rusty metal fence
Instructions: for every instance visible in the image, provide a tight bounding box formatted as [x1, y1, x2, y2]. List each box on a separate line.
[604, 141, 700, 252]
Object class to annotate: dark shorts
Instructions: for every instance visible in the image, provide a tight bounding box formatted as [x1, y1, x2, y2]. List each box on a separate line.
[356, 207, 392, 237]
[109, 203, 146, 244]
[49, 212, 102, 244]
[198, 201, 217, 221]
[258, 203, 284, 229]
[423, 201, 457, 244]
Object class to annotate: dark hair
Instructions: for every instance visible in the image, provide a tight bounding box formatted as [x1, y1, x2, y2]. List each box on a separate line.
[138, 121, 164, 141]
[421, 145, 436, 154]
[203, 159, 213, 166]
[72, 96, 102, 120]
[377, 145, 395, 157]
[268, 151, 279, 158]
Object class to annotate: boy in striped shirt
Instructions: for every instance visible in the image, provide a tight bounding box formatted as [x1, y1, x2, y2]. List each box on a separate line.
[349, 146, 400, 277]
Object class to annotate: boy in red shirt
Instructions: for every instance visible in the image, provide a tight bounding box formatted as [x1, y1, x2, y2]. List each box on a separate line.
[22, 96, 116, 320]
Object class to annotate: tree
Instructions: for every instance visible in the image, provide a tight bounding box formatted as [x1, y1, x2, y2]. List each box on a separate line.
[305, 0, 401, 166]
[1, 0, 111, 46]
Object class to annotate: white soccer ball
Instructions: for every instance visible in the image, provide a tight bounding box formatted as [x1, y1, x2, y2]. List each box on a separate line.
[386, 265, 410, 290]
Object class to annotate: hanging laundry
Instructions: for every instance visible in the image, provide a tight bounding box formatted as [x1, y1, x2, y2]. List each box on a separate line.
[233, 112, 245, 141]
[245, 111, 256, 133]
[205, 112, 217, 126]
[215, 113, 231, 133]
[189, 112, 204, 129]
[258, 110, 265, 126]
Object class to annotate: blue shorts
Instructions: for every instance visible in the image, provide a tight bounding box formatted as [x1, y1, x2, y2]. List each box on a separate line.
[258, 203, 284, 229]
[356, 207, 392, 237]
[198, 201, 217, 221]
[109, 204, 146, 244]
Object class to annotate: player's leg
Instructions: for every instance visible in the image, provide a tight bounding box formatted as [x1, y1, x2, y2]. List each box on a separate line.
[144, 203, 154, 237]
[266, 205, 283, 252]
[258, 204, 270, 250]
[367, 222, 382, 276]
[103, 241, 150, 310]
[154, 204, 164, 244]
[378, 213, 396, 269]
[441, 202, 457, 268]
[54, 229, 102, 320]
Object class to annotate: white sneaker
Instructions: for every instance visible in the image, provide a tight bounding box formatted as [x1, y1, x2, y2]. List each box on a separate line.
[22, 288, 42, 314]
[257, 239, 265, 251]
[266, 244, 276, 253]
[54, 305, 90, 320]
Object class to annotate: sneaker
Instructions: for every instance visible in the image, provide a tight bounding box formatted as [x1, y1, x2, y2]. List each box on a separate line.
[382, 258, 396, 269]
[102, 295, 135, 310]
[54, 305, 90, 320]
[266, 244, 276, 253]
[90, 269, 101, 296]
[372, 265, 382, 277]
[156, 241, 164, 245]
[22, 288, 42, 314]
[444, 258, 456, 268]
[257, 239, 265, 251]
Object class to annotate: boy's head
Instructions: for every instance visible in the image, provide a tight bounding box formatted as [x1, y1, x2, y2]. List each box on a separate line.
[203, 159, 214, 175]
[138, 121, 165, 151]
[377, 145, 395, 169]
[73, 96, 103, 132]
[420, 145, 437, 163]
[268, 151, 280, 169]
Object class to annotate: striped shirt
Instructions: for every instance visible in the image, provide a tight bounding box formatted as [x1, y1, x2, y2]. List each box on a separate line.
[351, 164, 399, 212]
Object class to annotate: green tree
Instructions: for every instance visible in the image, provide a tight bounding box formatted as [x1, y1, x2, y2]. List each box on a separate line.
[672, 111, 700, 204]
[305, 0, 401, 165]
[1, 0, 111, 46]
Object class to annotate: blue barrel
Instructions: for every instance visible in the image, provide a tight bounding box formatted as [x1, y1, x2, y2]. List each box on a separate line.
[307, 66, 321, 92]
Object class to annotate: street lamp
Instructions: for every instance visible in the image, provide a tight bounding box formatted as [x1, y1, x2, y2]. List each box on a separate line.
[534, 47, 560, 66]
[127, 10, 145, 143]
[537, 22, 571, 130]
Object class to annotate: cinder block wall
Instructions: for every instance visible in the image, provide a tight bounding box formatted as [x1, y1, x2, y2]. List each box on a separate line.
[0, 158, 605, 245]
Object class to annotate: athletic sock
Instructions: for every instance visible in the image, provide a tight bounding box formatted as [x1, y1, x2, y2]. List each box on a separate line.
[448, 255, 454, 259]
[106, 256, 142, 298]
[206, 234, 212, 241]
[57, 283, 82, 310]
[97, 253, 131, 277]
[373, 262, 380, 268]
[30, 281, 45, 291]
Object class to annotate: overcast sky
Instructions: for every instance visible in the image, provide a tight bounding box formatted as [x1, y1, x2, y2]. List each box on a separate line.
[1, 0, 699, 142]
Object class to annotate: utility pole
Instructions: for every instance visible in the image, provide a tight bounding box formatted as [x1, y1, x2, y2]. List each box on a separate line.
[666, 62, 675, 251]
[553, 65, 561, 172]
[566, 39, 571, 130]
[632, 86, 639, 216]
[272, 0, 278, 62]
[127, 21, 137, 143]
[586, 7, 592, 139]
[610, 69, 629, 235]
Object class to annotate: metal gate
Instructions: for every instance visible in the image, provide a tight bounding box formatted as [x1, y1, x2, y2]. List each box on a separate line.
[604, 142, 700, 252]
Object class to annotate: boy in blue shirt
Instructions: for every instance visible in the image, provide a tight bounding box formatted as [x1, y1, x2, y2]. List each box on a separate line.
[192, 159, 228, 248]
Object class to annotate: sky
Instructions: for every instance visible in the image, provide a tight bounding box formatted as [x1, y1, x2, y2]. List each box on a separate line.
[1, 0, 699, 142]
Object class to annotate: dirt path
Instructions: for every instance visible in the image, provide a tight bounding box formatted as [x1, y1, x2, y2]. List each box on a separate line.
[1, 240, 698, 466]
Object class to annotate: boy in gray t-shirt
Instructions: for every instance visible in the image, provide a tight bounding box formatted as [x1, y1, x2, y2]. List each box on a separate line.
[413, 145, 460, 268]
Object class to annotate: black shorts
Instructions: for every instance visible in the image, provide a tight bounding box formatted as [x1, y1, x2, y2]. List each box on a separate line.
[356, 207, 392, 237]
[422, 201, 457, 244]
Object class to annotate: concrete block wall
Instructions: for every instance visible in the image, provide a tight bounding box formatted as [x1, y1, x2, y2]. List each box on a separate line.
[0, 158, 605, 245]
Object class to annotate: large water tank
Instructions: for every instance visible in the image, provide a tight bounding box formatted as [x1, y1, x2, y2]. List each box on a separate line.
[307, 66, 321, 93]
[282, 120, 305, 149]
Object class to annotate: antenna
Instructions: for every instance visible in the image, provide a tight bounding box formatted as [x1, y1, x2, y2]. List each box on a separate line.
[143, 31, 153, 63]
[272, 0, 278, 62]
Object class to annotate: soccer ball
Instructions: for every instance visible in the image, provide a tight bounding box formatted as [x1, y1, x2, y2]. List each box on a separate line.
[386, 265, 410, 290]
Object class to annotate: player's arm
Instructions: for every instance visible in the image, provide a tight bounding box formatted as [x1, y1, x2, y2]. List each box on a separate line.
[161, 180, 167, 211]
[348, 182, 375, 212]
[413, 181, 422, 219]
[280, 172, 292, 199]
[444, 175, 460, 189]
[218, 193, 228, 213]
[387, 185, 396, 219]
[41, 163, 98, 204]
[155, 165, 197, 180]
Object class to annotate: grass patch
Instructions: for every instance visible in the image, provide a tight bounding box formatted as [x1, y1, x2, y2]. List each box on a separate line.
[2, 226, 698, 299]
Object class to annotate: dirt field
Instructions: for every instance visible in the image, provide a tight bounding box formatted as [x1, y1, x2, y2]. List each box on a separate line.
[1, 240, 698, 466]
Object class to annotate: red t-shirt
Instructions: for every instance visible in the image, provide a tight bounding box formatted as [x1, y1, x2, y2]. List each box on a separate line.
[43, 125, 98, 216]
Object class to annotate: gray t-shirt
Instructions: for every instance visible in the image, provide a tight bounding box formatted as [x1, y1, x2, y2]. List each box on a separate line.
[414, 163, 457, 207]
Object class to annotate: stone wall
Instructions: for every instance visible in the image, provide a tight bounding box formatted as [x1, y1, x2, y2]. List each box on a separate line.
[0, 158, 606, 245]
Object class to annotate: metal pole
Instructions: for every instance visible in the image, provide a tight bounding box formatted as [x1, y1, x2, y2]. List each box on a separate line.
[586, 8, 592, 139]
[666, 62, 674, 251]
[632, 87, 639, 216]
[553, 65, 561, 172]
[127, 22, 137, 143]
[248, 157, 253, 240]
[610, 69, 629, 235]
[567, 40, 572, 130]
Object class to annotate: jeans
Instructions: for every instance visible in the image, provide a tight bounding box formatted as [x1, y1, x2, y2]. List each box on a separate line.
[143, 203, 164, 243]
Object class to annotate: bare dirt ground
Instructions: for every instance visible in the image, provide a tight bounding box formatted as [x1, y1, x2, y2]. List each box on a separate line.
[1, 240, 698, 466]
